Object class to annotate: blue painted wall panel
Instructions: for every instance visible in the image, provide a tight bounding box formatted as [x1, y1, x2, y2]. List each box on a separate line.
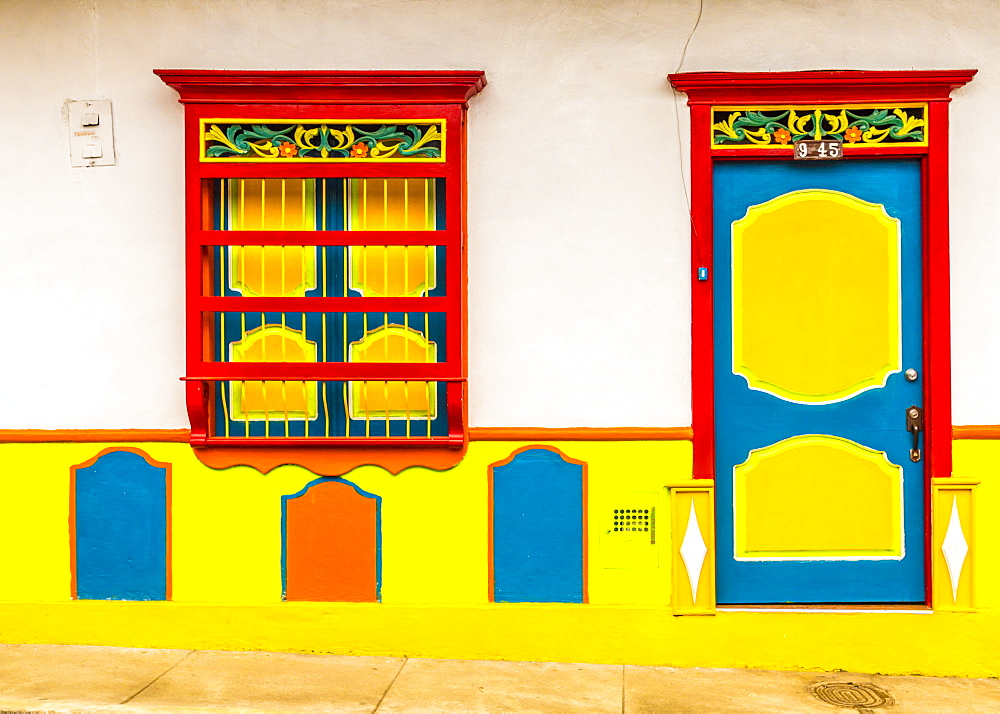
[492, 448, 584, 603]
[75, 450, 167, 600]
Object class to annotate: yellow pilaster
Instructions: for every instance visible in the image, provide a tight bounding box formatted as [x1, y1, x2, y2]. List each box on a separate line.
[931, 478, 979, 612]
[666, 481, 716, 615]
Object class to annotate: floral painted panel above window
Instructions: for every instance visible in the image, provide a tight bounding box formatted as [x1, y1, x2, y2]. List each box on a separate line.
[202, 121, 445, 161]
[711, 104, 927, 148]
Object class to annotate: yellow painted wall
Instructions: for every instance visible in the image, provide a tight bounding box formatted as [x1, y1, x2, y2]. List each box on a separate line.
[1, 438, 999, 676]
[0, 444, 80, 601]
[0, 601, 995, 678]
[0, 440, 690, 607]
[3, 439, 994, 611]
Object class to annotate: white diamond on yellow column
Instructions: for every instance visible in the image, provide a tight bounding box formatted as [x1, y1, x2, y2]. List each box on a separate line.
[942, 496, 969, 602]
[679, 500, 708, 603]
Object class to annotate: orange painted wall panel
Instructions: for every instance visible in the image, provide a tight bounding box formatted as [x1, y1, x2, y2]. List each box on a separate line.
[283, 479, 379, 602]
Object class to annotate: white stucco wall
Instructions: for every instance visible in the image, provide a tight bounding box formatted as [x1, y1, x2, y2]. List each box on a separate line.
[2, 0, 999, 428]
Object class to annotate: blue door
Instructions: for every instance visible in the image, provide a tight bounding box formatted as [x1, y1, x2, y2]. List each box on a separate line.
[714, 160, 925, 604]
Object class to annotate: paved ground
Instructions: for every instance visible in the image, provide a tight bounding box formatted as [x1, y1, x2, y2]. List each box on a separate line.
[0, 644, 995, 712]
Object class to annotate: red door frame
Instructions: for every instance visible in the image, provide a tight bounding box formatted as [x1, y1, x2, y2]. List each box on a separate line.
[669, 71, 976, 605]
[668, 70, 975, 486]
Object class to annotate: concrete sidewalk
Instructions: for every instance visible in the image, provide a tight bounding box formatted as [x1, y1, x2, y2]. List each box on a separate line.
[0, 644, 996, 712]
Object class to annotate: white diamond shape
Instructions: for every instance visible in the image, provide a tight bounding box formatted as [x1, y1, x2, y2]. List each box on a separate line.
[679, 499, 708, 603]
[942, 496, 969, 602]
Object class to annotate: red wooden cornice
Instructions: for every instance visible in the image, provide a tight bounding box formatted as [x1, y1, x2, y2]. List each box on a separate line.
[154, 70, 488, 106]
[668, 70, 977, 104]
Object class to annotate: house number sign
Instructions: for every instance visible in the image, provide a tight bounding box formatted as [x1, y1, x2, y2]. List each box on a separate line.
[794, 140, 842, 160]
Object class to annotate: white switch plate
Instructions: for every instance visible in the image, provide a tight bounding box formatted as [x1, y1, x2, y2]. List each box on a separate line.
[69, 100, 115, 167]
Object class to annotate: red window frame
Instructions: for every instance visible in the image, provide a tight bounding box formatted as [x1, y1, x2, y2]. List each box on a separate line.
[667, 70, 976, 483]
[156, 70, 486, 475]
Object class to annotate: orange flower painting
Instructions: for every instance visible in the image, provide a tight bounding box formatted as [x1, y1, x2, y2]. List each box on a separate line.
[772, 128, 792, 144]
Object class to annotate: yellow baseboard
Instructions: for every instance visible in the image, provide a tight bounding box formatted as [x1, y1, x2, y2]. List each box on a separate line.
[0, 601, 996, 678]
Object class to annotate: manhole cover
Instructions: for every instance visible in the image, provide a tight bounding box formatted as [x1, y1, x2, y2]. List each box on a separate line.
[812, 682, 894, 710]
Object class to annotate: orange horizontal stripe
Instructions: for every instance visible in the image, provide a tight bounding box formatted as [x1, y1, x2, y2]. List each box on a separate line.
[468, 427, 694, 441]
[0, 430, 190, 443]
[3, 426, 995, 444]
[0, 427, 694, 443]
[952, 425, 1000, 439]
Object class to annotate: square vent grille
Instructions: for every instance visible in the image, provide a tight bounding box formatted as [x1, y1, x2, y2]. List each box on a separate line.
[601, 493, 659, 569]
[612, 508, 654, 541]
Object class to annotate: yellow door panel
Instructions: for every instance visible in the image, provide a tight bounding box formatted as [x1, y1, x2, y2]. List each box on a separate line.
[732, 189, 901, 404]
[735, 435, 903, 559]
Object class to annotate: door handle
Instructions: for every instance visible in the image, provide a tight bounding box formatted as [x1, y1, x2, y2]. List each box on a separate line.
[906, 405, 924, 462]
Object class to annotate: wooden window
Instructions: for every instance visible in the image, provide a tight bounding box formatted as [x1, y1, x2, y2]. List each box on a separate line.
[156, 71, 486, 474]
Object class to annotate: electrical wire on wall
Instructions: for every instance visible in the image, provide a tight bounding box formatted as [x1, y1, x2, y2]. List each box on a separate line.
[672, 0, 706, 277]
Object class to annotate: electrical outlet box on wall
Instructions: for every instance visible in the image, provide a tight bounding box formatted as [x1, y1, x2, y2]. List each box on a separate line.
[68, 100, 115, 167]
